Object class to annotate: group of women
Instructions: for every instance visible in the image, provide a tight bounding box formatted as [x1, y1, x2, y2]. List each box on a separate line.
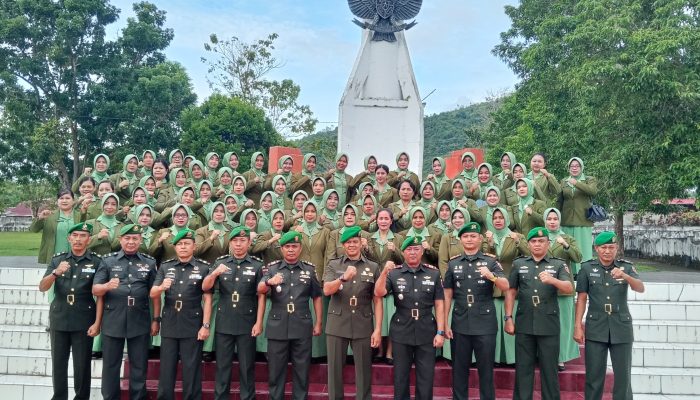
[32, 148, 598, 368]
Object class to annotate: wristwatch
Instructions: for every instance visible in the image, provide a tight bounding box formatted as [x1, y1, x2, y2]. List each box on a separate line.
[152, 316, 162, 323]
[436, 330, 445, 336]
[339, 277, 348, 283]
[202, 322, 211, 329]
[504, 315, 513, 321]
[52, 270, 60, 277]
[489, 276, 497, 282]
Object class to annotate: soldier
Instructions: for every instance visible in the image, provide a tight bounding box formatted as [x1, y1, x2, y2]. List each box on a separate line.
[92, 224, 159, 400]
[444, 222, 509, 400]
[374, 235, 445, 400]
[202, 226, 266, 400]
[574, 231, 645, 400]
[323, 226, 383, 400]
[38, 222, 102, 400]
[505, 227, 573, 400]
[150, 229, 213, 400]
[257, 231, 323, 400]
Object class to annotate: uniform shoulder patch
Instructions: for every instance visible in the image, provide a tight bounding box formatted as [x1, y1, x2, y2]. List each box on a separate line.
[616, 259, 633, 264]
[91, 252, 103, 259]
[266, 260, 281, 267]
[483, 253, 497, 259]
[302, 260, 316, 268]
[449, 254, 462, 260]
[52, 252, 68, 258]
[139, 253, 154, 260]
[423, 264, 438, 270]
[215, 254, 229, 261]
[513, 255, 527, 261]
[162, 258, 176, 264]
[196, 258, 209, 264]
[551, 256, 566, 262]
[249, 255, 263, 263]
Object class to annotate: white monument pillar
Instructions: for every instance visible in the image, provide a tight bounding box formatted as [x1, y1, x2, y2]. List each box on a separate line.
[338, 29, 424, 175]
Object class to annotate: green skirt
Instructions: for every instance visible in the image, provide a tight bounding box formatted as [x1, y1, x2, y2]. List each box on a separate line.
[562, 226, 593, 274]
[558, 295, 580, 363]
[494, 298, 516, 364]
[311, 296, 329, 357]
[203, 291, 220, 352]
[151, 292, 165, 347]
[256, 298, 272, 352]
[441, 304, 454, 360]
[381, 297, 396, 336]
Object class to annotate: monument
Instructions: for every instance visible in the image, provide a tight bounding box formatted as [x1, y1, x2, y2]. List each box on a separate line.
[338, 0, 425, 175]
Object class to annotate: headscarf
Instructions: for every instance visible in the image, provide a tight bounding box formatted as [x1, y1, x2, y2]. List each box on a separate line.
[496, 152, 517, 182]
[132, 204, 155, 247]
[188, 160, 205, 184]
[120, 154, 139, 192]
[97, 193, 120, 240]
[270, 208, 285, 234]
[405, 206, 430, 238]
[360, 194, 378, 220]
[333, 153, 349, 206]
[207, 201, 228, 246]
[292, 190, 309, 212]
[544, 207, 565, 241]
[363, 155, 377, 185]
[257, 191, 276, 232]
[484, 185, 502, 228]
[250, 151, 266, 179]
[301, 200, 321, 236]
[91, 153, 110, 182]
[217, 167, 234, 194]
[277, 155, 294, 186]
[459, 151, 477, 182]
[432, 200, 452, 234]
[394, 151, 410, 173]
[310, 177, 326, 207]
[222, 194, 240, 228]
[240, 208, 258, 231]
[302, 153, 316, 177]
[450, 207, 472, 237]
[340, 204, 359, 234]
[140, 150, 156, 176]
[230, 175, 248, 206]
[418, 181, 437, 209]
[565, 157, 587, 191]
[168, 168, 187, 190]
[488, 206, 512, 257]
[271, 174, 289, 203]
[128, 187, 152, 222]
[223, 151, 239, 173]
[168, 149, 183, 165]
[321, 189, 341, 229]
[176, 186, 196, 205]
[511, 163, 528, 189]
[475, 163, 494, 200]
[449, 178, 467, 210]
[197, 180, 215, 218]
[138, 176, 157, 202]
[516, 178, 535, 219]
[356, 182, 374, 206]
[204, 152, 219, 179]
[431, 157, 448, 193]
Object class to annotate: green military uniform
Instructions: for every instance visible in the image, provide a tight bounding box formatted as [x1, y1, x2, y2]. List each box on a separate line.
[43, 223, 101, 400]
[262, 232, 323, 400]
[323, 227, 380, 400]
[508, 248, 571, 400]
[385, 237, 444, 400]
[577, 232, 639, 400]
[445, 240, 505, 400]
[208, 232, 265, 400]
[94, 233, 157, 400]
[154, 230, 211, 400]
[364, 230, 404, 338]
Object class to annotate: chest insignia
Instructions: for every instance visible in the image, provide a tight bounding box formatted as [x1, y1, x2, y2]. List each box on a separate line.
[82, 268, 95, 274]
[590, 273, 601, 277]
[592, 268, 599, 272]
[137, 265, 150, 272]
[189, 273, 202, 280]
[242, 270, 255, 276]
[112, 266, 124, 272]
[422, 280, 435, 286]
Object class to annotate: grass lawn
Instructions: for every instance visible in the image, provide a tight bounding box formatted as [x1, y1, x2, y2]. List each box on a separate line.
[634, 263, 660, 272]
[0, 232, 41, 256]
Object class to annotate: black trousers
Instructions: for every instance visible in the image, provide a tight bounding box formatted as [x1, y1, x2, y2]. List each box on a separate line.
[157, 337, 203, 400]
[50, 329, 94, 400]
[452, 332, 496, 400]
[585, 339, 633, 400]
[267, 337, 312, 400]
[392, 341, 436, 400]
[214, 332, 256, 400]
[513, 333, 560, 400]
[101, 333, 150, 400]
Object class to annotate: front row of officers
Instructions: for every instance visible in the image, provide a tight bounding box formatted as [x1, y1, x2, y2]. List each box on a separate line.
[40, 221, 643, 400]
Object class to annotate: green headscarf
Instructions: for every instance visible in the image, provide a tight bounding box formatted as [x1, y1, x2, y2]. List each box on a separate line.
[488, 206, 512, 256]
[363, 155, 377, 185]
[277, 155, 294, 186]
[204, 152, 219, 178]
[496, 152, 517, 181]
[176, 186, 196, 204]
[207, 201, 227, 246]
[431, 157, 448, 192]
[197, 180, 215, 218]
[450, 207, 471, 237]
[459, 151, 477, 182]
[360, 194, 378, 219]
[240, 209, 258, 231]
[292, 190, 309, 212]
[250, 152, 266, 178]
[231, 175, 248, 205]
[311, 177, 327, 206]
[257, 191, 276, 232]
[516, 178, 535, 219]
[91, 153, 110, 182]
[333, 153, 349, 205]
[140, 150, 156, 176]
[97, 193, 120, 240]
[394, 151, 410, 172]
[138, 176, 157, 202]
[170, 203, 193, 234]
[131, 204, 155, 247]
[129, 187, 152, 220]
[168, 149, 183, 164]
[544, 207, 565, 241]
[270, 208, 285, 234]
[301, 200, 321, 236]
[222, 194, 240, 228]
[120, 154, 139, 191]
[405, 206, 430, 238]
[484, 185, 502, 227]
[188, 160, 205, 184]
[302, 153, 316, 177]
[223, 151, 239, 173]
[511, 163, 528, 189]
[418, 181, 437, 209]
[168, 168, 186, 189]
[449, 178, 468, 210]
[356, 182, 375, 205]
[217, 167, 234, 193]
[271, 174, 288, 202]
[565, 157, 587, 191]
[475, 163, 494, 200]
[432, 200, 452, 234]
[340, 204, 359, 233]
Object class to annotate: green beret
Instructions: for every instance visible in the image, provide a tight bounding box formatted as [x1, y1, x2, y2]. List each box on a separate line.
[68, 222, 92, 234]
[401, 235, 423, 251]
[458, 222, 481, 236]
[279, 231, 303, 246]
[594, 231, 617, 246]
[340, 226, 362, 243]
[228, 226, 251, 240]
[171, 229, 195, 245]
[527, 227, 549, 241]
[119, 224, 143, 236]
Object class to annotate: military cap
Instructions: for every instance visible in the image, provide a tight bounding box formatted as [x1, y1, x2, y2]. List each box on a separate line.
[228, 226, 251, 240]
[401, 235, 423, 251]
[594, 231, 617, 246]
[119, 223, 142, 236]
[340, 226, 362, 243]
[279, 231, 303, 246]
[68, 222, 92, 234]
[458, 222, 481, 236]
[527, 227, 549, 241]
[171, 229, 195, 245]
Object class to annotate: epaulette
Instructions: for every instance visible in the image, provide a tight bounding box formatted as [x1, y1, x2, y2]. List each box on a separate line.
[105, 252, 118, 257]
[513, 255, 528, 262]
[302, 260, 317, 268]
[196, 258, 209, 264]
[53, 252, 68, 258]
[424, 264, 438, 270]
[140, 253, 155, 260]
[483, 253, 497, 258]
[266, 260, 281, 267]
[551, 256, 567, 262]
[91, 252, 103, 259]
[162, 258, 176, 264]
[215, 254, 230, 261]
[616, 259, 633, 264]
[250, 255, 263, 263]
[449, 254, 462, 260]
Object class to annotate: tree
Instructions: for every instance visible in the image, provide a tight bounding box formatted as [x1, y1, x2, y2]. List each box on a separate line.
[202, 33, 317, 137]
[178, 94, 283, 171]
[490, 0, 700, 252]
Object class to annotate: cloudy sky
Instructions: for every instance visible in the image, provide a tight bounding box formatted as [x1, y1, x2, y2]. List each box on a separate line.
[108, 0, 519, 127]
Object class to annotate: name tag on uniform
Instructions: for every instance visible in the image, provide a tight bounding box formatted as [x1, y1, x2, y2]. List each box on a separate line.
[590, 273, 601, 277]
[242, 270, 255, 276]
[422, 280, 435, 286]
[519, 270, 528, 274]
[189, 274, 202, 280]
[82, 268, 95, 273]
[112, 266, 124, 272]
[137, 266, 150, 272]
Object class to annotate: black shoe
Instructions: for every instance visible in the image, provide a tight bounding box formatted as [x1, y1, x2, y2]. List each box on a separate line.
[385, 357, 394, 365]
[373, 356, 386, 363]
[91, 352, 102, 359]
[202, 352, 215, 362]
[558, 364, 566, 372]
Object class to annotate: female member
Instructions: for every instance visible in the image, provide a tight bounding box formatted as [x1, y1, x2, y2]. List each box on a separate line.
[228, 175, 255, 213]
[286, 190, 308, 231]
[495, 151, 517, 183]
[256, 191, 277, 233]
[267, 155, 294, 193]
[352, 155, 378, 188]
[74, 176, 97, 215]
[203, 152, 219, 183]
[194, 202, 230, 263]
[140, 150, 156, 177]
[31, 189, 83, 265]
[195, 180, 214, 225]
[188, 160, 206, 188]
[155, 168, 187, 213]
[399, 206, 442, 266]
[325, 204, 367, 260]
[159, 187, 203, 229]
[527, 153, 561, 202]
[325, 153, 353, 207]
[469, 163, 499, 201]
[242, 151, 267, 205]
[150, 158, 169, 198]
[86, 193, 123, 255]
[130, 204, 157, 255]
[309, 177, 327, 208]
[457, 151, 478, 185]
[240, 209, 259, 236]
[168, 149, 184, 169]
[544, 207, 583, 371]
[71, 153, 110, 194]
[222, 151, 241, 175]
[425, 157, 451, 201]
[358, 194, 378, 232]
[110, 154, 140, 203]
[270, 175, 293, 210]
[251, 208, 285, 265]
[483, 207, 529, 365]
[558, 157, 598, 266]
[374, 165, 399, 207]
[417, 181, 438, 224]
[153, 203, 194, 262]
[319, 189, 342, 231]
[474, 186, 514, 232]
[430, 200, 453, 236]
[389, 180, 418, 232]
[290, 153, 318, 196]
[388, 151, 421, 189]
[513, 178, 546, 234]
[448, 179, 480, 221]
[215, 167, 235, 199]
[437, 207, 470, 275]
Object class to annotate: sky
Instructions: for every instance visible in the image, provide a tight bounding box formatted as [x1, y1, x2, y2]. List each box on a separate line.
[107, 0, 520, 128]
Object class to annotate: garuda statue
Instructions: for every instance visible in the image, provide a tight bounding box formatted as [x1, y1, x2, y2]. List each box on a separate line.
[348, 0, 423, 42]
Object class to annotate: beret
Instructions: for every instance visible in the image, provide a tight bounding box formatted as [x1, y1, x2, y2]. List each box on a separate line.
[228, 226, 251, 240]
[119, 224, 142, 236]
[340, 226, 362, 243]
[68, 222, 92, 234]
[171, 229, 195, 245]
[527, 227, 549, 241]
[458, 222, 481, 236]
[594, 231, 617, 246]
[279, 231, 303, 246]
[401, 235, 423, 251]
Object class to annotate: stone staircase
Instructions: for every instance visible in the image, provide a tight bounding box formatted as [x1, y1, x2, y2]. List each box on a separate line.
[0, 267, 102, 399]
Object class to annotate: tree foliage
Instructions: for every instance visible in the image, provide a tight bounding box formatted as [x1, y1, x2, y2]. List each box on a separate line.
[178, 94, 283, 172]
[202, 33, 317, 137]
[489, 0, 700, 247]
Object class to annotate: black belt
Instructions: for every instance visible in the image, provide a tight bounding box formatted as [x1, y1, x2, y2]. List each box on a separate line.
[463, 293, 492, 304]
[396, 306, 434, 320]
[165, 300, 200, 312]
[271, 302, 308, 314]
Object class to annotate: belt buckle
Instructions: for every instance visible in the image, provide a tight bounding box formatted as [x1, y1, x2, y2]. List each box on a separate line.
[411, 308, 419, 320]
[605, 303, 612, 315]
[66, 294, 75, 305]
[532, 295, 540, 307]
[127, 296, 135, 307]
[174, 300, 183, 312]
[467, 294, 474, 304]
[349, 296, 357, 307]
[287, 303, 295, 313]
[232, 292, 239, 303]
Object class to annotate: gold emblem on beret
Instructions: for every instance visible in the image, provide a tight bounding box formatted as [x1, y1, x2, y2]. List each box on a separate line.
[186, 232, 193, 238]
[538, 229, 543, 237]
[611, 237, 616, 243]
[240, 230, 246, 237]
[82, 224, 88, 230]
[413, 237, 419, 244]
[134, 225, 141, 232]
[293, 235, 300, 242]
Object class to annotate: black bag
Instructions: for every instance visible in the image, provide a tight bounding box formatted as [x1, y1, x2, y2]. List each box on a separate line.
[586, 203, 608, 222]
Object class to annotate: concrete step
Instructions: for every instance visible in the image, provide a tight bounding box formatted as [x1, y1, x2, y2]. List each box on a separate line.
[0, 267, 46, 286]
[632, 366, 700, 396]
[0, 304, 49, 327]
[0, 374, 101, 400]
[0, 324, 50, 350]
[0, 347, 106, 378]
[629, 342, 700, 368]
[0, 285, 49, 306]
[628, 300, 700, 321]
[633, 319, 700, 344]
[629, 282, 700, 302]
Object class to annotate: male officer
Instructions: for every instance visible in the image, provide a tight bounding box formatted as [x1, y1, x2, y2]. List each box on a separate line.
[374, 235, 445, 400]
[38, 222, 102, 400]
[505, 227, 573, 400]
[202, 226, 266, 400]
[257, 231, 323, 400]
[150, 229, 212, 400]
[323, 226, 383, 400]
[574, 231, 645, 400]
[93, 224, 159, 400]
[444, 222, 509, 400]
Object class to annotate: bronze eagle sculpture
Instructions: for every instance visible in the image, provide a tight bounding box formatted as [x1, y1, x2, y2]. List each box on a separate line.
[348, 0, 423, 42]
